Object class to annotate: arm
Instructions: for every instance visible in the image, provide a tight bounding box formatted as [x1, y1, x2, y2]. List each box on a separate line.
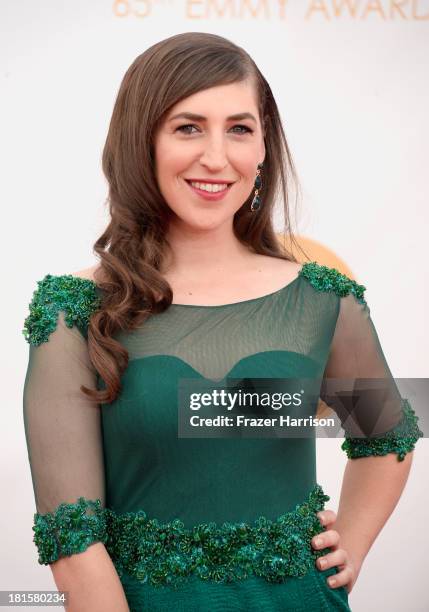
[22, 279, 130, 612]
[50, 543, 129, 612]
[334, 451, 413, 573]
[320, 291, 423, 572]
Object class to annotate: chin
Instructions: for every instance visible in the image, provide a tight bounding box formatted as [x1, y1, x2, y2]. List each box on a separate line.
[180, 215, 229, 230]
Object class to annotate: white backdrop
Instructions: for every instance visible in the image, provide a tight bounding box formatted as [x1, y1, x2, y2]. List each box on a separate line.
[2, 1, 428, 610]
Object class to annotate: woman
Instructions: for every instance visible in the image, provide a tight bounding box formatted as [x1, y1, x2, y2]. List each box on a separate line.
[22, 32, 423, 611]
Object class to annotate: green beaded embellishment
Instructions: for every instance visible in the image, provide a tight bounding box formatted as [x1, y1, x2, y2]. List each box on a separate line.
[342, 398, 423, 462]
[33, 484, 332, 587]
[299, 261, 367, 306]
[33, 498, 108, 565]
[103, 483, 330, 587]
[22, 274, 101, 346]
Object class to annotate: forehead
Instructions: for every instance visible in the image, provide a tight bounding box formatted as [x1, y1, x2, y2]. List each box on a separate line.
[166, 82, 259, 119]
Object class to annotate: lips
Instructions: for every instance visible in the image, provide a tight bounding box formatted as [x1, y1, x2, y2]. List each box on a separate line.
[184, 179, 233, 188]
[184, 178, 233, 201]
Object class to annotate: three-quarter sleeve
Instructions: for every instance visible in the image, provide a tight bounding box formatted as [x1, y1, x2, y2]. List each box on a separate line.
[22, 275, 108, 565]
[320, 292, 423, 461]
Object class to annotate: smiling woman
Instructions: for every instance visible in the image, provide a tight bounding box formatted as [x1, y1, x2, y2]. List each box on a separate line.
[153, 80, 266, 223]
[22, 31, 422, 612]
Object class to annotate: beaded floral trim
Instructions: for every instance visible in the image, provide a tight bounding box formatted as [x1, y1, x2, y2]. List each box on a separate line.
[22, 274, 101, 346]
[107, 484, 331, 587]
[341, 398, 423, 461]
[23, 264, 362, 346]
[33, 484, 332, 587]
[33, 498, 108, 565]
[299, 261, 367, 306]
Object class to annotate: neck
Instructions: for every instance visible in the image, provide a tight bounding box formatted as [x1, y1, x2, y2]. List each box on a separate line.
[161, 223, 253, 276]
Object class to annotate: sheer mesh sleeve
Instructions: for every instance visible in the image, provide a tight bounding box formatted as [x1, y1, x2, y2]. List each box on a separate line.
[22, 275, 107, 565]
[320, 292, 423, 461]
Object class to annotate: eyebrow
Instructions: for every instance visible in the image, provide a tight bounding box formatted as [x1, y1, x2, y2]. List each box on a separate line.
[167, 112, 257, 124]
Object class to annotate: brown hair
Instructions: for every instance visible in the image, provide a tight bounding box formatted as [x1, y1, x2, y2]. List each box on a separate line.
[83, 31, 308, 404]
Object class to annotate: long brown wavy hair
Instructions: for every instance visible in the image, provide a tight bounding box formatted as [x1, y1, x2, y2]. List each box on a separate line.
[82, 31, 308, 404]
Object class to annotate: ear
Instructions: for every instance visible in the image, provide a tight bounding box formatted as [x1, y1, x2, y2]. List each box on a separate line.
[261, 116, 267, 158]
[260, 140, 266, 164]
[262, 114, 269, 139]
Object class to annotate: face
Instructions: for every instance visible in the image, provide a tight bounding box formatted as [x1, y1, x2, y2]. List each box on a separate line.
[153, 80, 266, 231]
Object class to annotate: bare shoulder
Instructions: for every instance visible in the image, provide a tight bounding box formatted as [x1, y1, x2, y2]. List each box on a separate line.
[270, 258, 304, 283]
[280, 260, 304, 274]
[69, 264, 101, 282]
[239, 255, 304, 295]
[253, 255, 303, 278]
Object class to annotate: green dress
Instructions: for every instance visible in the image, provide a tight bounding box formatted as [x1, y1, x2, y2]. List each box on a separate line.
[22, 261, 423, 612]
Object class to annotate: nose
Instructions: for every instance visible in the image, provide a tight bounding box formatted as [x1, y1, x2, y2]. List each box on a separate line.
[199, 138, 228, 170]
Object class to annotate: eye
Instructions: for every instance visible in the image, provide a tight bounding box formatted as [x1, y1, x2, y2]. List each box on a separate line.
[231, 124, 253, 134]
[175, 124, 198, 135]
[175, 124, 253, 135]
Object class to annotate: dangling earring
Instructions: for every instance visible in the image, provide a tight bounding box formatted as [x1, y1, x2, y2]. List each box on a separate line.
[250, 163, 263, 212]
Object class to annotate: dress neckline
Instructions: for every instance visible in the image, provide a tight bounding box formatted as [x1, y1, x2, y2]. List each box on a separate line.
[169, 269, 303, 309]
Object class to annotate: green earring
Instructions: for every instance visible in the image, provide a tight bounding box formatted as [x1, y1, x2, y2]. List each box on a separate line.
[250, 163, 263, 212]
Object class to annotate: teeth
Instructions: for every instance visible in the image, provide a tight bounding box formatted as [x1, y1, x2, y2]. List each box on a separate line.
[189, 181, 228, 193]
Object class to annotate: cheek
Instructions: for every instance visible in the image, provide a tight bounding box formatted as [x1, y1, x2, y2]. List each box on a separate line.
[230, 156, 260, 182]
[154, 137, 183, 174]
[157, 157, 189, 188]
